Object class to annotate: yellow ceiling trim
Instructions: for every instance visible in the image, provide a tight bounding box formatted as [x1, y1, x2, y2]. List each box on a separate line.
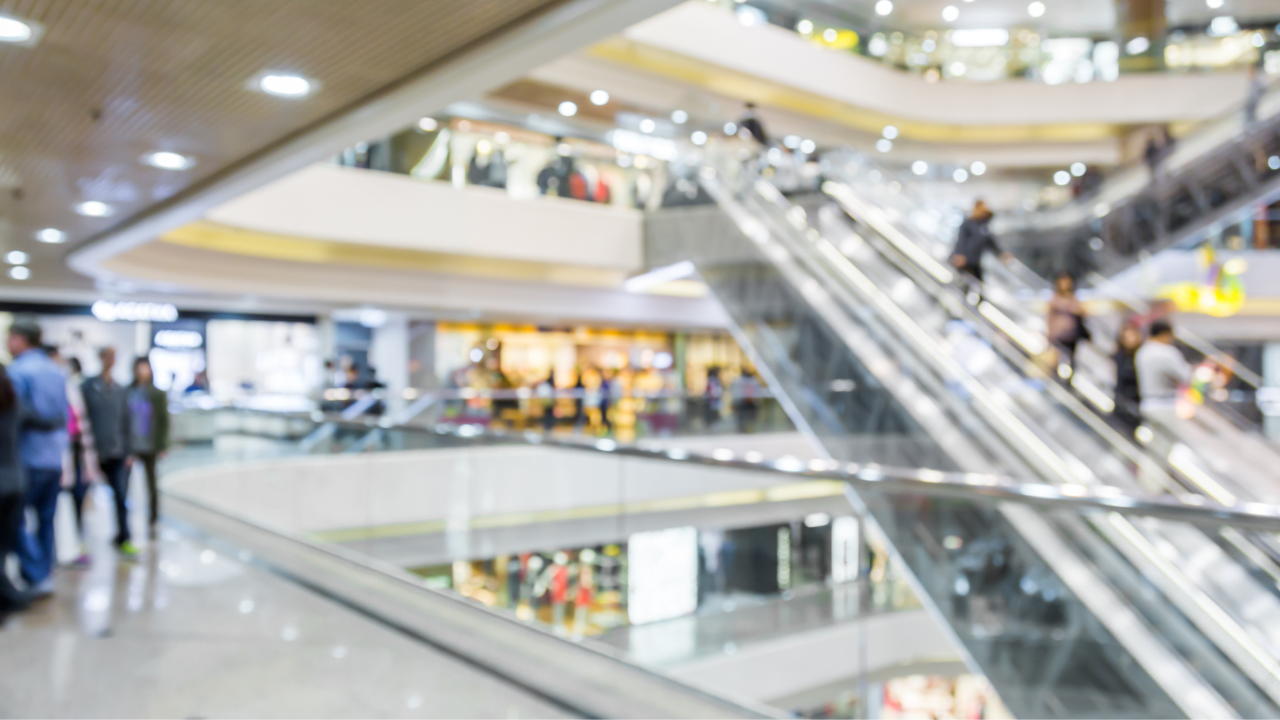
[587, 37, 1123, 144]
[160, 221, 628, 289]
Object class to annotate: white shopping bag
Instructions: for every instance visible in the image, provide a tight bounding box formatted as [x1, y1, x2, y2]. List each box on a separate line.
[54, 491, 79, 564]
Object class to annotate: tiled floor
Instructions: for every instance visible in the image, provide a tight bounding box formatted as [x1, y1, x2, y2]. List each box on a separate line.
[0, 481, 570, 718]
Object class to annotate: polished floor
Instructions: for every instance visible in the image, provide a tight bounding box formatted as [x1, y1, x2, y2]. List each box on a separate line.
[0, 479, 570, 718]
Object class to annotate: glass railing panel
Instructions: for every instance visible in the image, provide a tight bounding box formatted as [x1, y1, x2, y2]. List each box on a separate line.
[164, 407, 1280, 718]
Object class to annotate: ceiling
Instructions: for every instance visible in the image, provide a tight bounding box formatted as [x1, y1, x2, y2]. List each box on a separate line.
[0, 0, 670, 294]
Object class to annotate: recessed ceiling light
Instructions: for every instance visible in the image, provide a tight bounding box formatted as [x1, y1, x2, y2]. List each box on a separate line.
[75, 201, 113, 218]
[970, 161, 987, 175]
[1028, 1, 1046, 18]
[671, 109, 688, 124]
[639, 118, 656, 133]
[1206, 0, 1224, 7]
[912, 160, 928, 175]
[558, 101, 578, 117]
[882, 125, 899, 139]
[258, 73, 313, 98]
[1054, 170, 1071, 185]
[875, 0, 893, 16]
[142, 151, 195, 170]
[5, 251, 29, 265]
[942, 5, 960, 22]
[0, 15, 31, 42]
[8, 266, 30, 281]
[1071, 162, 1087, 176]
[954, 168, 969, 183]
[691, 131, 708, 146]
[590, 90, 609, 106]
[876, 139, 893, 152]
[417, 117, 438, 132]
[35, 228, 65, 244]
[800, 139, 817, 154]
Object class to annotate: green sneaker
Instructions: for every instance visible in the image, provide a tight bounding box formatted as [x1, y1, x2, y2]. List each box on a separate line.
[118, 541, 141, 558]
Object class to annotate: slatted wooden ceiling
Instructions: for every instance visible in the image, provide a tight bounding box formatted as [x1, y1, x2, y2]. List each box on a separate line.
[0, 0, 564, 286]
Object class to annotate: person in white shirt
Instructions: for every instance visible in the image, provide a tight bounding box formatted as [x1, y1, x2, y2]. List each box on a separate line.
[1135, 320, 1191, 412]
[1134, 319, 1193, 476]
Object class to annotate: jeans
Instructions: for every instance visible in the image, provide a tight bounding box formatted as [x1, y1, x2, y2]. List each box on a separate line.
[99, 458, 132, 546]
[17, 467, 62, 585]
[136, 453, 159, 527]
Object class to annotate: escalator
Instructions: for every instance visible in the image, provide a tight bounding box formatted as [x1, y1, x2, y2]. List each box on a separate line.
[998, 85, 1280, 277]
[819, 145, 1280, 506]
[645, 154, 1280, 718]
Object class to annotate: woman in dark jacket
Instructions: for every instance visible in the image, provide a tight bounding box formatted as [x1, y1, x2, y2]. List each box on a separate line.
[0, 362, 29, 617]
[1112, 324, 1143, 439]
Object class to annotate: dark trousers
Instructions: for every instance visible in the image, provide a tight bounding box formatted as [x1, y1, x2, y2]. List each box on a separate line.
[99, 458, 132, 545]
[137, 453, 159, 527]
[16, 468, 61, 585]
[68, 436, 87, 532]
[0, 489, 27, 609]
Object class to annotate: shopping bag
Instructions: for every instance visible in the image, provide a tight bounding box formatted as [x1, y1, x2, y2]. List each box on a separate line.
[54, 491, 79, 564]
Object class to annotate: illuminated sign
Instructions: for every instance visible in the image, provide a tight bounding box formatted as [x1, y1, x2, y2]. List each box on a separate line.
[831, 516, 860, 583]
[627, 526, 698, 625]
[91, 300, 178, 323]
[153, 329, 203, 349]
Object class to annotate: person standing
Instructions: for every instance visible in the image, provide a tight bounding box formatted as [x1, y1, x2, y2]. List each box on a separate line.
[1046, 272, 1088, 374]
[1136, 320, 1192, 447]
[128, 358, 169, 540]
[81, 347, 139, 557]
[8, 317, 68, 596]
[64, 356, 93, 566]
[1245, 62, 1267, 128]
[1112, 324, 1143, 440]
[0, 362, 30, 618]
[950, 200, 1010, 298]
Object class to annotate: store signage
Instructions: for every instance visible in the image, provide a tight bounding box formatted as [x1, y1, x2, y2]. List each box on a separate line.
[830, 516, 860, 583]
[627, 526, 698, 625]
[153, 329, 203, 349]
[91, 300, 178, 323]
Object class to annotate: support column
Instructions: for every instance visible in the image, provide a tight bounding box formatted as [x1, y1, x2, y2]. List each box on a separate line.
[369, 312, 409, 414]
[1118, 0, 1165, 73]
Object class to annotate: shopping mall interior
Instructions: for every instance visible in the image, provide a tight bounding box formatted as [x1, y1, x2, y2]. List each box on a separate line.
[2, 0, 1280, 717]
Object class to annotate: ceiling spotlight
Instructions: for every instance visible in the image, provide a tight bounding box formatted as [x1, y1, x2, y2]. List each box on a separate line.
[671, 109, 688, 124]
[970, 161, 987, 176]
[639, 118, 656, 133]
[724, 122, 738, 135]
[942, 5, 959, 22]
[590, 90, 610, 106]
[258, 73, 313, 98]
[797, 19, 813, 34]
[418, 117, 438, 132]
[75, 201, 113, 218]
[1070, 162, 1087, 176]
[1206, 0, 1224, 7]
[142, 151, 195, 170]
[1027, 1, 1045, 18]
[953, 168, 969, 183]
[876, 139, 893, 152]
[823, 28, 838, 42]
[0, 14, 35, 43]
[784, 135, 801, 149]
[5, 251, 28, 265]
[36, 228, 66, 244]
[1054, 170, 1071, 185]
[800, 139, 817, 154]
[912, 160, 928, 175]
[691, 131, 708, 146]
[875, 0, 894, 16]
[8, 266, 29, 281]
[558, 101, 578, 117]
[882, 125, 899, 139]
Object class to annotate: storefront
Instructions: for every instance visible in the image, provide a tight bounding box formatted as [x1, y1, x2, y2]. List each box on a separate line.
[0, 301, 321, 404]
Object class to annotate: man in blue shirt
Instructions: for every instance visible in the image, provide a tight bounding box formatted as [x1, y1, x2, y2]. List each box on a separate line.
[8, 317, 67, 596]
